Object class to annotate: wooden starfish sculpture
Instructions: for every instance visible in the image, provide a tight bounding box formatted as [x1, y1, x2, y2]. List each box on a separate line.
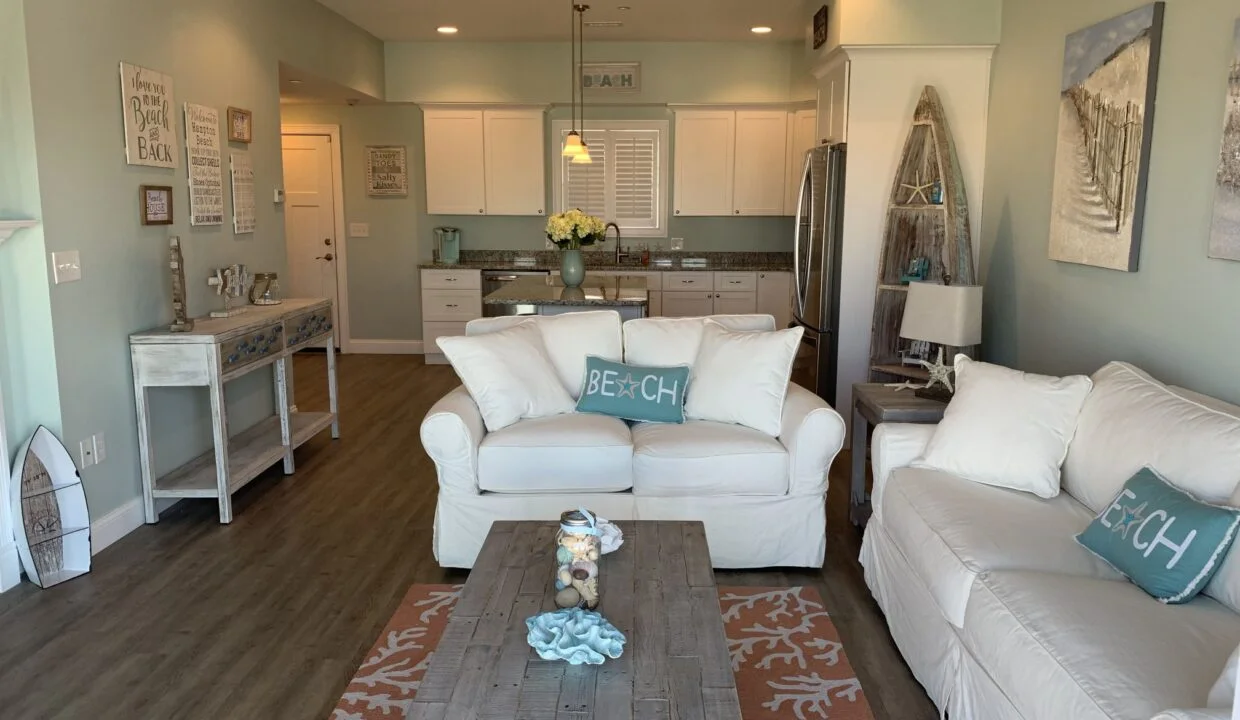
[900, 172, 934, 205]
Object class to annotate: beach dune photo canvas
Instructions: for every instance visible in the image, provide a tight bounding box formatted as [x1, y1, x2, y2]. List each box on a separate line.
[1209, 19, 1240, 262]
[1048, 3, 1165, 272]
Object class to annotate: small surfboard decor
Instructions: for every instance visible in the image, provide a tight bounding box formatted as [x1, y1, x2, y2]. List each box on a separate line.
[10, 427, 91, 588]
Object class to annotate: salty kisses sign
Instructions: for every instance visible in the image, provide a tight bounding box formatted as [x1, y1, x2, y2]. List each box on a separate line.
[121, 62, 178, 168]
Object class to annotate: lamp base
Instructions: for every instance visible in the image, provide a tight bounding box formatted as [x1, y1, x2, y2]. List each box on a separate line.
[914, 385, 953, 404]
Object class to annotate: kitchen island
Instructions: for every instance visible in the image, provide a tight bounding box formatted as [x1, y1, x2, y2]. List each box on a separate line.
[483, 274, 649, 321]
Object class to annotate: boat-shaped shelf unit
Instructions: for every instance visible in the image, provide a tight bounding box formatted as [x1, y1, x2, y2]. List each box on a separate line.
[870, 85, 978, 383]
[10, 426, 91, 588]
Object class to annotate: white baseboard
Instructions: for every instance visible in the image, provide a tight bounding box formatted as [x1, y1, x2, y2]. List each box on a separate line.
[350, 339, 424, 355]
[91, 497, 146, 555]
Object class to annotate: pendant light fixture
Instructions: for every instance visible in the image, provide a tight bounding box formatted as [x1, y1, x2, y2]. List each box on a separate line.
[571, 4, 593, 165]
[562, 2, 583, 157]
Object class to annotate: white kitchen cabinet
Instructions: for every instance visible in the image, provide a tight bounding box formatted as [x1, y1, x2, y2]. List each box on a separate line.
[713, 291, 757, 315]
[484, 109, 546, 216]
[733, 111, 789, 216]
[784, 110, 819, 215]
[423, 107, 546, 216]
[421, 269, 482, 364]
[424, 109, 487, 216]
[662, 291, 718, 318]
[673, 111, 735, 217]
[757, 271, 793, 330]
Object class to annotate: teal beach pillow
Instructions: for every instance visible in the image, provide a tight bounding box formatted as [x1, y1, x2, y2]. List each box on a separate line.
[576, 356, 689, 424]
[1076, 467, 1240, 604]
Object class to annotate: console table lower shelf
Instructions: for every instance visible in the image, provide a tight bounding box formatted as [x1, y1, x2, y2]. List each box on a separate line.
[130, 298, 339, 524]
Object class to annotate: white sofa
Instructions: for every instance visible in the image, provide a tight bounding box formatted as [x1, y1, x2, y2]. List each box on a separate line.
[861, 361, 1240, 720]
[420, 312, 846, 569]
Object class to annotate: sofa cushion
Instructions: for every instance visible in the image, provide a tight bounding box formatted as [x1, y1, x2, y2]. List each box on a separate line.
[478, 414, 633, 493]
[622, 314, 775, 367]
[962, 570, 1240, 720]
[1065, 362, 1240, 513]
[631, 421, 788, 496]
[468, 311, 623, 399]
[881, 467, 1121, 627]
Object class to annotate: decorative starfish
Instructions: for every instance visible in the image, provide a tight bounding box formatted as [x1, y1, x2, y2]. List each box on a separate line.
[616, 373, 640, 399]
[900, 172, 934, 205]
[1110, 501, 1148, 539]
[890, 347, 954, 393]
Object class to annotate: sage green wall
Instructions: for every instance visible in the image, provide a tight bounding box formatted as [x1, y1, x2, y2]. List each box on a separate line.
[981, 0, 1240, 403]
[0, 0, 63, 463]
[18, 0, 382, 520]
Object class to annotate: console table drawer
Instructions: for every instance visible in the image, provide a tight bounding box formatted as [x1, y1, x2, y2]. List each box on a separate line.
[285, 307, 334, 349]
[424, 290, 482, 321]
[219, 323, 284, 373]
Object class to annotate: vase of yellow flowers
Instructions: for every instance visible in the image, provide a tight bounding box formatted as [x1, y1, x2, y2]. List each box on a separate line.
[546, 209, 606, 288]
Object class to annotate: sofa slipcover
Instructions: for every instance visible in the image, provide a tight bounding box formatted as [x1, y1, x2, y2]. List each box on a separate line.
[478, 413, 633, 493]
[631, 420, 788, 496]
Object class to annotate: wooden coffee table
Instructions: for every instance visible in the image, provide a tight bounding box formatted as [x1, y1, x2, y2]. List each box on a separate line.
[407, 520, 741, 719]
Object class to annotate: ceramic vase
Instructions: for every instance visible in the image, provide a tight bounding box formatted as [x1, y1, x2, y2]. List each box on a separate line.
[560, 249, 585, 288]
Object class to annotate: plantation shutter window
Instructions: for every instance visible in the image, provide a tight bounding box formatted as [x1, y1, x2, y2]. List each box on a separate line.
[553, 121, 668, 238]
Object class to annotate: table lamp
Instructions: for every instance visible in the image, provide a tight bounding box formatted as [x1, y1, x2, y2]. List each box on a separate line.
[897, 281, 983, 400]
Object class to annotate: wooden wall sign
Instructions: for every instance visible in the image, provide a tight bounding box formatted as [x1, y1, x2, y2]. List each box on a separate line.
[120, 62, 178, 168]
[813, 6, 829, 49]
[184, 104, 224, 226]
[140, 185, 174, 226]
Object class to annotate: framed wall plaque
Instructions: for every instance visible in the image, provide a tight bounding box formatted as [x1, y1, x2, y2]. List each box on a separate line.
[227, 107, 253, 144]
[140, 185, 174, 225]
[366, 145, 409, 197]
[813, 6, 829, 49]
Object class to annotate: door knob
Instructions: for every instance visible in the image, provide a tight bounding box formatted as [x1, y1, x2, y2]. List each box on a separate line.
[316, 253, 334, 261]
[324, 238, 333, 246]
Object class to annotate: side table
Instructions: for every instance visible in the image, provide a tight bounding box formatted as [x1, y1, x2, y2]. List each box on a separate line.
[850, 383, 946, 526]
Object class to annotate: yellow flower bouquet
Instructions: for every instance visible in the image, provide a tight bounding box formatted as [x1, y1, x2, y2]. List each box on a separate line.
[546, 208, 607, 250]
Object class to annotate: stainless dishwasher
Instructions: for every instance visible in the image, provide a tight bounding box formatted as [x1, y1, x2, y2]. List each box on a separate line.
[481, 270, 550, 317]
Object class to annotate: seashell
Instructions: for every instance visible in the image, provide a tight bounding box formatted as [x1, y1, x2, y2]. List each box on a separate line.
[556, 546, 574, 564]
[525, 608, 626, 665]
[570, 560, 598, 581]
[587, 548, 600, 561]
[558, 568, 574, 586]
[554, 587, 581, 609]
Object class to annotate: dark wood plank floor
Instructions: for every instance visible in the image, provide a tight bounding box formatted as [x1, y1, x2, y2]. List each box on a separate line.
[0, 354, 935, 720]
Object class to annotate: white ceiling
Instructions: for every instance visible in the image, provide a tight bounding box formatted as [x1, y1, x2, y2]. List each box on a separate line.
[315, 0, 807, 42]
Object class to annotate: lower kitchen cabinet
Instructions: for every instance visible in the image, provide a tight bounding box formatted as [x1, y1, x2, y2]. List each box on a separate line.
[662, 291, 718, 318]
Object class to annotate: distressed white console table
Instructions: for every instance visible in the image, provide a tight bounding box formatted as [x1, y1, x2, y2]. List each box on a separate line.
[130, 298, 338, 524]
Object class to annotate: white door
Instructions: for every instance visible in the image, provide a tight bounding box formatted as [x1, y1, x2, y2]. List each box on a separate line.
[484, 109, 546, 216]
[673, 111, 735, 216]
[282, 134, 340, 345]
[424, 109, 487, 215]
[733, 111, 788, 216]
[662, 291, 717, 318]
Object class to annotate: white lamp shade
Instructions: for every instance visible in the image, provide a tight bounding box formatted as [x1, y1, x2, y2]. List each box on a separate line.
[899, 282, 983, 347]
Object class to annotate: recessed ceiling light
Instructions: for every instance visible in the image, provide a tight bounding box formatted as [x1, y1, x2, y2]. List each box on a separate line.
[437, 26, 459, 34]
[751, 26, 773, 34]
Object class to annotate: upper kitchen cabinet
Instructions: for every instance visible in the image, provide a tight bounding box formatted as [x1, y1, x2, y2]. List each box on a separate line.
[733, 111, 789, 216]
[673, 111, 735, 217]
[784, 109, 819, 216]
[484, 109, 546, 216]
[423, 107, 546, 216]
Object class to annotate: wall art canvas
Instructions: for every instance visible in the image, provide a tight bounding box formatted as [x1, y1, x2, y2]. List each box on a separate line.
[1209, 20, 1240, 262]
[120, 63, 178, 168]
[230, 152, 256, 234]
[184, 104, 224, 226]
[366, 145, 408, 197]
[1047, 3, 1164, 272]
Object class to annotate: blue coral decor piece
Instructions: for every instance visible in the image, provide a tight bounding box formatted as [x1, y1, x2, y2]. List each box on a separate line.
[525, 608, 626, 665]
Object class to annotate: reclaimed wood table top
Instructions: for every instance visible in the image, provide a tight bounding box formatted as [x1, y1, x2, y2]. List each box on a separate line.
[853, 382, 948, 424]
[407, 520, 740, 719]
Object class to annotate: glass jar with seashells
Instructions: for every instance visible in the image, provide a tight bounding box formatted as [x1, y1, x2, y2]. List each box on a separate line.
[553, 509, 602, 610]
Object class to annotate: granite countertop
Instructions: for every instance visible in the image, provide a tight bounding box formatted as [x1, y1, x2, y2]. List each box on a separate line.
[483, 275, 649, 307]
[420, 250, 793, 273]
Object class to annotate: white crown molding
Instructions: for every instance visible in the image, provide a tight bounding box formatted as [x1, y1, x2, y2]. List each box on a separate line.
[0, 220, 38, 243]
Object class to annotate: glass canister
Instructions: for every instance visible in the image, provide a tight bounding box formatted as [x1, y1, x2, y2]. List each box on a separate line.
[249, 272, 282, 305]
[554, 509, 602, 610]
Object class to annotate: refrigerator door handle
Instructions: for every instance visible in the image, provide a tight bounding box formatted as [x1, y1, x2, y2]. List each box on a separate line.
[792, 151, 813, 320]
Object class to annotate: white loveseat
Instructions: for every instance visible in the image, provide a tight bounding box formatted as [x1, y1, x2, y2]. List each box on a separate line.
[420, 312, 845, 569]
[861, 361, 1240, 720]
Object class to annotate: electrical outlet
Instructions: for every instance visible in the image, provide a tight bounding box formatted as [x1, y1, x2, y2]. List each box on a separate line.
[671, 238, 685, 251]
[349, 222, 370, 238]
[92, 432, 107, 464]
[78, 439, 95, 468]
[52, 251, 82, 284]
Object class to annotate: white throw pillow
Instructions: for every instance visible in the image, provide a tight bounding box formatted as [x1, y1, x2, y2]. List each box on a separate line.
[684, 321, 803, 436]
[623, 314, 776, 367]
[466, 311, 623, 399]
[436, 321, 575, 432]
[912, 355, 1093, 498]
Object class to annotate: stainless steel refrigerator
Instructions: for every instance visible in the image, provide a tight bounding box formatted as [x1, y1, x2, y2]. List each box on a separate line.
[790, 143, 846, 407]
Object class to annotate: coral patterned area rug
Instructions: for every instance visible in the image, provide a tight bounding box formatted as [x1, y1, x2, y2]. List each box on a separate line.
[332, 584, 873, 720]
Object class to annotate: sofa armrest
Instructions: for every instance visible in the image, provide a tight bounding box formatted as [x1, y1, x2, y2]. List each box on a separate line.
[1150, 711, 1229, 720]
[870, 423, 936, 524]
[779, 383, 846, 496]
[420, 386, 486, 495]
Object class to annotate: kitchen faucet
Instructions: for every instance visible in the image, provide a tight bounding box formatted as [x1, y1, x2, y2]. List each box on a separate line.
[605, 222, 629, 264]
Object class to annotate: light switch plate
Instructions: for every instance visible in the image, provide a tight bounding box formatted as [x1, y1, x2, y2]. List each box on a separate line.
[78, 439, 95, 468]
[92, 432, 107, 464]
[349, 222, 370, 238]
[670, 238, 685, 251]
[51, 251, 82, 284]
[273, 188, 286, 203]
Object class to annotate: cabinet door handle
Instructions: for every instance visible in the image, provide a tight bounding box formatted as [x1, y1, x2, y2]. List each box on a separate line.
[675, 210, 681, 215]
[735, 210, 741, 215]
[446, 304, 459, 308]
[681, 279, 693, 284]
[760, 273, 766, 278]
[479, 209, 484, 214]
[445, 278, 457, 282]
[538, 209, 544, 214]
[728, 281, 741, 284]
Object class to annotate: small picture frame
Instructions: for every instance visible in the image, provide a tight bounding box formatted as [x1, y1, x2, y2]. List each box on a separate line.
[227, 107, 253, 143]
[813, 5, 829, 50]
[140, 185, 174, 225]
